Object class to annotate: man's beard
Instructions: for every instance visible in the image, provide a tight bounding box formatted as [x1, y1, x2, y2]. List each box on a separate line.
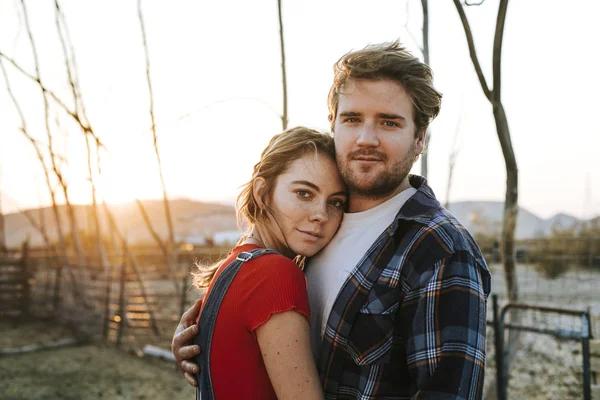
[337, 142, 417, 200]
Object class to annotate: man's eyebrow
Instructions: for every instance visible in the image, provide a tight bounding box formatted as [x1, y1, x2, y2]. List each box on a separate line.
[338, 111, 362, 117]
[291, 181, 346, 197]
[378, 113, 405, 120]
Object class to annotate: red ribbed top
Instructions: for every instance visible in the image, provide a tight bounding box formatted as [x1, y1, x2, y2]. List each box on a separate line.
[198, 244, 310, 399]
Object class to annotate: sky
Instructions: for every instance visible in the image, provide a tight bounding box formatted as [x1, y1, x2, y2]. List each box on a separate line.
[0, 0, 599, 220]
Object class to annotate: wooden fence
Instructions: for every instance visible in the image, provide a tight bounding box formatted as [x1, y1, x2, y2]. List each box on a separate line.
[0, 243, 30, 318]
[14, 247, 226, 349]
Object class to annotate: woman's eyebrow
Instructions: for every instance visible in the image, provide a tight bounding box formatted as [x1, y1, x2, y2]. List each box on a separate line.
[291, 180, 346, 197]
[291, 180, 320, 192]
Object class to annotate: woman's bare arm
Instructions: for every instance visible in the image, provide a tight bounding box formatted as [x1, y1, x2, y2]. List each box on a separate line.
[256, 310, 324, 400]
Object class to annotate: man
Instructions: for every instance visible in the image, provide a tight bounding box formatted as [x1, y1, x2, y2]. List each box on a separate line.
[173, 41, 491, 399]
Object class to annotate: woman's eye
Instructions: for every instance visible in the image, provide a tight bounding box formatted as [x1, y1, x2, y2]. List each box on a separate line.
[296, 190, 311, 198]
[329, 199, 345, 209]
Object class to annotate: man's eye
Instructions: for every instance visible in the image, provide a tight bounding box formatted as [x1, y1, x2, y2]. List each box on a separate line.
[344, 117, 360, 123]
[383, 121, 399, 127]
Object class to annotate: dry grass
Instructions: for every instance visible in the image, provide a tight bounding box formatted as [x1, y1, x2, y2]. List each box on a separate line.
[0, 320, 195, 400]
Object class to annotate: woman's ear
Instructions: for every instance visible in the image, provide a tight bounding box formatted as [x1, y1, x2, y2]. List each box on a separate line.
[252, 177, 267, 213]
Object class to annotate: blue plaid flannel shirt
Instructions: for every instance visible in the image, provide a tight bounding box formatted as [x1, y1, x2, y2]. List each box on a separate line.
[315, 175, 491, 399]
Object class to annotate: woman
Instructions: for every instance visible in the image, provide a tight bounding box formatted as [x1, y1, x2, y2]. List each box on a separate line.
[192, 127, 346, 400]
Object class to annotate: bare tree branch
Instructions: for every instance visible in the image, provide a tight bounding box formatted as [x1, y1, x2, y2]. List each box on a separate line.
[404, 0, 423, 54]
[0, 59, 60, 244]
[0, 50, 106, 152]
[135, 199, 169, 257]
[54, 0, 80, 116]
[420, 0, 430, 178]
[277, 0, 288, 130]
[137, 0, 176, 251]
[137, 0, 180, 294]
[451, 0, 492, 100]
[16, 205, 53, 247]
[20, 0, 88, 270]
[452, 2, 519, 397]
[492, 0, 509, 101]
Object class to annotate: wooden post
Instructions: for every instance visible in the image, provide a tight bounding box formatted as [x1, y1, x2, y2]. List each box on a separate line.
[116, 260, 126, 347]
[102, 262, 112, 339]
[179, 272, 188, 318]
[20, 241, 30, 319]
[52, 264, 62, 315]
[591, 338, 600, 399]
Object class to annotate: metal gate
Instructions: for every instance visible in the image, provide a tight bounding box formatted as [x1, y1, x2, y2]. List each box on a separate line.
[492, 294, 593, 400]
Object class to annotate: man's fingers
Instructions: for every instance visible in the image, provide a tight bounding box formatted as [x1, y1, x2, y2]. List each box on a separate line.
[173, 324, 198, 349]
[177, 344, 201, 364]
[184, 372, 199, 387]
[181, 358, 200, 375]
[181, 298, 203, 327]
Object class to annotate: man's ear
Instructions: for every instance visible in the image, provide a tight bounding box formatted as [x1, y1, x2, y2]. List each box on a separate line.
[252, 177, 267, 211]
[415, 129, 426, 156]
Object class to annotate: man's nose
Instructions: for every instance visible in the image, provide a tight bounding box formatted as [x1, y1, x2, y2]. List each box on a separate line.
[356, 123, 379, 147]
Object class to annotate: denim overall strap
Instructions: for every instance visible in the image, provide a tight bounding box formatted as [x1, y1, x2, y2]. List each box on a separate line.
[195, 248, 279, 400]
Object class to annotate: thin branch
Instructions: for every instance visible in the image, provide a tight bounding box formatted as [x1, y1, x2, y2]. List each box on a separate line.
[16, 205, 53, 246]
[19, 0, 91, 294]
[57, 3, 89, 129]
[451, 0, 492, 100]
[137, 0, 176, 251]
[135, 199, 169, 257]
[53, 0, 79, 116]
[277, 0, 288, 130]
[492, 0, 509, 101]
[404, 0, 423, 54]
[421, 0, 429, 65]
[0, 50, 107, 152]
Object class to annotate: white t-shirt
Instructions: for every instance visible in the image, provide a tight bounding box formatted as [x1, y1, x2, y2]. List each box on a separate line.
[305, 187, 417, 358]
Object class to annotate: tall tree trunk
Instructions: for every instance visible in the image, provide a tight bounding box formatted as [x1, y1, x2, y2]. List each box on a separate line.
[277, 0, 288, 130]
[420, 0, 430, 178]
[451, 1, 518, 398]
[451, 0, 517, 302]
[0, 172, 6, 253]
[493, 102, 519, 300]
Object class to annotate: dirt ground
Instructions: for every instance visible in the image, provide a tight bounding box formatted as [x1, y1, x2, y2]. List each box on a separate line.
[0, 320, 196, 400]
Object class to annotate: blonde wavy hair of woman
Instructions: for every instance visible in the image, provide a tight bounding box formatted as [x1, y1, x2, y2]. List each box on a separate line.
[192, 126, 336, 290]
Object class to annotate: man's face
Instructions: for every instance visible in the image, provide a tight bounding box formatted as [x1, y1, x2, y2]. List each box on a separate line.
[333, 78, 423, 203]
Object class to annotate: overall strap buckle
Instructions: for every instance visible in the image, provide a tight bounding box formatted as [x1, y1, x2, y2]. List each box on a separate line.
[236, 251, 254, 262]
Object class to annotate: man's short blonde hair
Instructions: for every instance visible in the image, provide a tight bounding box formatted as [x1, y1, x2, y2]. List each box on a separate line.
[328, 41, 442, 138]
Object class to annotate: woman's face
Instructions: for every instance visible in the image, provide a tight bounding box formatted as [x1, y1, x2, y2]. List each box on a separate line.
[263, 152, 347, 257]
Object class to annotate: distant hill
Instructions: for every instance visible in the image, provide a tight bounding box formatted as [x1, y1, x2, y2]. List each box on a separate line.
[3, 199, 238, 247]
[446, 201, 586, 239]
[3, 199, 595, 247]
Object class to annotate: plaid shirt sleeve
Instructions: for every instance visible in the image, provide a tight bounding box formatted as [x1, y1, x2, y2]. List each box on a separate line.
[400, 250, 488, 399]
